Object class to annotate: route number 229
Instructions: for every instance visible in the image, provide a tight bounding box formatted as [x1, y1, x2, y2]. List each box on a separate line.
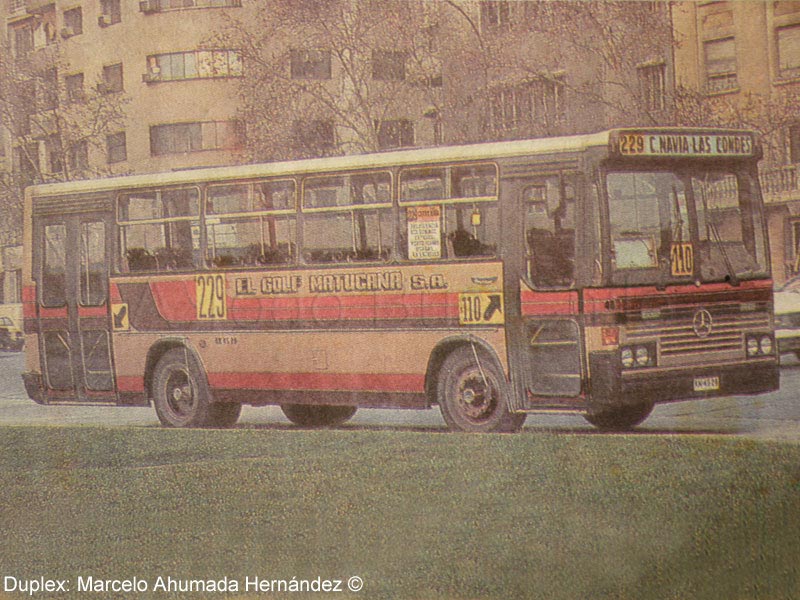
[196, 274, 227, 320]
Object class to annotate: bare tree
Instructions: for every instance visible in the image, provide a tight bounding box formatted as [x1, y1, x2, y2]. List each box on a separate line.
[214, 0, 445, 161]
[439, 1, 677, 144]
[0, 42, 127, 242]
[673, 85, 800, 166]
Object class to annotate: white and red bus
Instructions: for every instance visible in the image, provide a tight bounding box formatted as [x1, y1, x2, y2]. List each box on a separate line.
[20, 128, 778, 431]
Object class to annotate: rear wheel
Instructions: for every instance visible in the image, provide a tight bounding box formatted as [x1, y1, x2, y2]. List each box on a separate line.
[437, 346, 525, 433]
[281, 404, 357, 428]
[152, 347, 232, 428]
[584, 402, 654, 431]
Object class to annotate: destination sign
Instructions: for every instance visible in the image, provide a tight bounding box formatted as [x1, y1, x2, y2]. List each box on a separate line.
[615, 132, 755, 158]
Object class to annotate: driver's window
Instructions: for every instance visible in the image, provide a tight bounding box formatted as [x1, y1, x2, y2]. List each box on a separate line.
[524, 176, 576, 288]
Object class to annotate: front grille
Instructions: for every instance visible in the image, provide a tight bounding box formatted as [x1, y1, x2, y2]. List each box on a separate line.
[625, 304, 770, 363]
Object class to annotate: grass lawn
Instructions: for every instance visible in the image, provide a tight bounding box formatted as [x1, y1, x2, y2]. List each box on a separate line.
[0, 427, 798, 599]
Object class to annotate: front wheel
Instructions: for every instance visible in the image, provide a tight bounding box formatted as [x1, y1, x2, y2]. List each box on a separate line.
[152, 347, 219, 428]
[583, 402, 654, 431]
[437, 346, 526, 433]
[281, 404, 357, 428]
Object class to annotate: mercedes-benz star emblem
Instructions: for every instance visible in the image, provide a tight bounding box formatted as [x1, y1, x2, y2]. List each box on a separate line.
[692, 309, 713, 338]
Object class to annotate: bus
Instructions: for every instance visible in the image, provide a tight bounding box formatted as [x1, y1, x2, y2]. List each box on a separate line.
[20, 128, 779, 431]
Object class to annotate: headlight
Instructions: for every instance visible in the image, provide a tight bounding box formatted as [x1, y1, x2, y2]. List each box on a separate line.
[747, 337, 760, 356]
[621, 347, 634, 368]
[635, 346, 650, 366]
[759, 335, 773, 355]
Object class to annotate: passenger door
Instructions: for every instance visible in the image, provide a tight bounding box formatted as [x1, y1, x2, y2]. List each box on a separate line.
[516, 174, 583, 402]
[37, 213, 115, 402]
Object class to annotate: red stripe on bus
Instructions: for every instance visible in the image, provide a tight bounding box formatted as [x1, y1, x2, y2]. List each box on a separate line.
[116, 376, 145, 392]
[520, 290, 579, 315]
[22, 301, 37, 320]
[22, 286, 36, 302]
[150, 280, 196, 320]
[583, 279, 772, 313]
[208, 372, 425, 393]
[38, 307, 68, 319]
[147, 279, 459, 322]
[109, 283, 123, 303]
[78, 306, 108, 317]
[228, 293, 458, 321]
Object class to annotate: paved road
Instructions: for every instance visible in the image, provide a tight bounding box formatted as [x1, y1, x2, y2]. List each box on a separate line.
[0, 351, 798, 440]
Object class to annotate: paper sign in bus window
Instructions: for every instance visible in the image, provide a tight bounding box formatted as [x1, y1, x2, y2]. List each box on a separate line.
[612, 236, 657, 269]
[407, 206, 442, 260]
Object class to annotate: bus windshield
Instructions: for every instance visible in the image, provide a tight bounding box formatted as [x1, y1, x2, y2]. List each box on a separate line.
[605, 167, 769, 286]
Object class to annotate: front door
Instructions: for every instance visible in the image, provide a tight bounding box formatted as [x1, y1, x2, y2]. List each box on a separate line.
[37, 213, 115, 402]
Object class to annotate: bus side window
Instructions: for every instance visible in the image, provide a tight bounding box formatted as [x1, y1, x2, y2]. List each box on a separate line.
[302, 172, 393, 264]
[525, 180, 576, 288]
[42, 224, 67, 307]
[118, 188, 200, 273]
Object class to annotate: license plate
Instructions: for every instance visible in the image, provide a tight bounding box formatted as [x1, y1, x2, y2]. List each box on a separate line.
[693, 376, 720, 392]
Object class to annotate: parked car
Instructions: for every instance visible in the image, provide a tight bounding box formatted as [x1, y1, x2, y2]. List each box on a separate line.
[0, 316, 23, 351]
[774, 276, 800, 359]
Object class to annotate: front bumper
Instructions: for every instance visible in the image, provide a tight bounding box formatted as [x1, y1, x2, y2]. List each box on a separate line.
[589, 352, 779, 408]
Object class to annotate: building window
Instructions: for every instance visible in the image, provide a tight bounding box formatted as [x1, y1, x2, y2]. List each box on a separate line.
[778, 24, 800, 79]
[375, 119, 414, 149]
[292, 119, 336, 156]
[480, 1, 512, 31]
[789, 218, 800, 275]
[638, 63, 666, 111]
[489, 76, 566, 132]
[14, 143, 40, 186]
[37, 68, 58, 111]
[9, 8, 56, 57]
[68, 140, 89, 173]
[107, 132, 127, 163]
[99, 0, 121, 26]
[704, 37, 738, 93]
[140, 0, 242, 11]
[65, 73, 84, 103]
[290, 49, 331, 80]
[149, 121, 242, 156]
[100, 64, 124, 93]
[372, 51, 406, 81]
[46, 136, 63, 174]
[10, 21, 33, 57]
[145, 50, 242, 82]
[62, 7, 83, 38]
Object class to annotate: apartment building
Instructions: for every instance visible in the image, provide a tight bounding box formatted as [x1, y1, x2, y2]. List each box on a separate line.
[2, 0, 244, 178]
[672, 0, 800, 283]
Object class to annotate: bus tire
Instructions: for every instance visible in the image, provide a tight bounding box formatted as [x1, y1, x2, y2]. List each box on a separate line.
[207, 403, 242, 428]
[437, 346, 525, 433]
[280, 404, 357, 428]
[152, 347, 215, 428]
[583, 402, 654, 431]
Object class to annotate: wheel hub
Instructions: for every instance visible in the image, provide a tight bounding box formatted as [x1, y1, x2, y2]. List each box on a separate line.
[458, 374, 495, 421]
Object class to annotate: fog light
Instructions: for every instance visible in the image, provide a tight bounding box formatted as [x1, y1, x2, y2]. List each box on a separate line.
[759, 335, 773, 355]
[621, 347, 634, 368]
[746, 337, 759, 356]
[635, 346, 650, 366]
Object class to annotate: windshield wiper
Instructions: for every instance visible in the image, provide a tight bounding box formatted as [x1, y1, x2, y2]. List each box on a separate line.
[698, 177, 739, 287]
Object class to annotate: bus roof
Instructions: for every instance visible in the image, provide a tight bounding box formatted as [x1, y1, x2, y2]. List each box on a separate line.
[28, 130, 615, 199]
[26, 127, 757, 198]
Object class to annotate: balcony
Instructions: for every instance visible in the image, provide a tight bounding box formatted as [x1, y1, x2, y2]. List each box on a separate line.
[8, 0, 26, 14]
[760, 164, 800, 201]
